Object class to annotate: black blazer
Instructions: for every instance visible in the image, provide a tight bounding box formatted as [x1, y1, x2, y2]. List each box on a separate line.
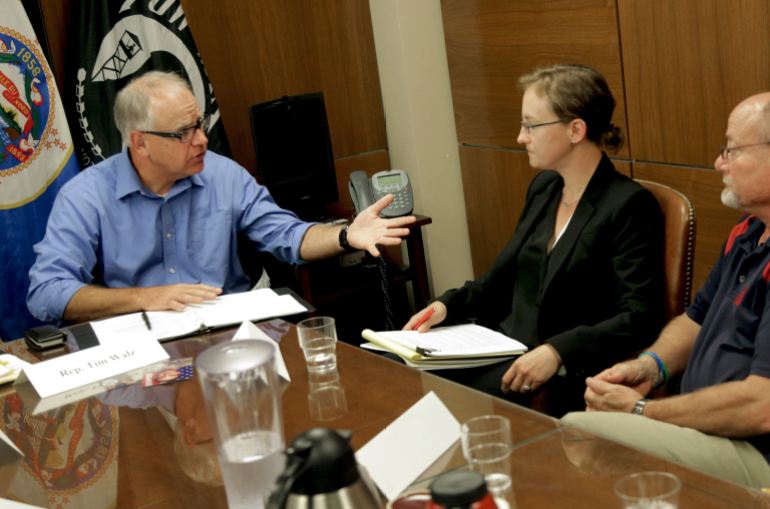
[438, 154, 665, 378]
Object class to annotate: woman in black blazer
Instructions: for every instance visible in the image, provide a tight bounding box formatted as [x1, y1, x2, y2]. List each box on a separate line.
[404, 64, 665, 416]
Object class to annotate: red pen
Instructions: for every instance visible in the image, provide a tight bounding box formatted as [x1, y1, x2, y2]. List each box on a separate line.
[411, 307, 435, 330]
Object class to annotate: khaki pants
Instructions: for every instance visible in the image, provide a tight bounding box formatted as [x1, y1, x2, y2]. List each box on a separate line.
[562, 411, 770, 489]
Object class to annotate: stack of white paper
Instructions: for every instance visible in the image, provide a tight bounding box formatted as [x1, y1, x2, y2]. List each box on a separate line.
[361, 324, 527, 370]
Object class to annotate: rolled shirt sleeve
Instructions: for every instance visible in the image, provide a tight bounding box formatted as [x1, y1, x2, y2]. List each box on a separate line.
[236, 167, 314, 265]
[27, 176, 101, 322]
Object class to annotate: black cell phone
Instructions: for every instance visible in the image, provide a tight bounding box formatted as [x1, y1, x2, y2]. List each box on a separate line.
[23, 325, 66, 351]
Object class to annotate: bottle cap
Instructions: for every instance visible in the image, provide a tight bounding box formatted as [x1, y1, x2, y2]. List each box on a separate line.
[430, 471, 488, 506]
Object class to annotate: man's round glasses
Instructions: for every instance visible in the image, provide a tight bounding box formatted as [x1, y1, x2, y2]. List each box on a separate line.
[520, 119, 564, 134]
[719, 141, 770, 161]
[141, 114, 211, 143]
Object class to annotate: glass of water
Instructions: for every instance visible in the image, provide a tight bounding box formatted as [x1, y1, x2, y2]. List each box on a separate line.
[461, 415, 513, 503]
[614, 471, 681, 509]
[197, 340, 285, 509]
[297, 316, 338, 373]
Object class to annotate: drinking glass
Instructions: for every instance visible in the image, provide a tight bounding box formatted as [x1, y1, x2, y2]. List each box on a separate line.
[297, 316, 338, 373]
[614, 471, 681, 509]
[197, 340, 285, 509]
[460, 415, 513, 500]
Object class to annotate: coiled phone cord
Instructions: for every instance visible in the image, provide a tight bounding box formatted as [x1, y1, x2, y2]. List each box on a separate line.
[376, 245, 396, 331]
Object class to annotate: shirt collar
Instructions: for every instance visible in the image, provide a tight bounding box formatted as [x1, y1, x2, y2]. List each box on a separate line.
[115, 149, 206, 200]
[735, 216, 769, 253]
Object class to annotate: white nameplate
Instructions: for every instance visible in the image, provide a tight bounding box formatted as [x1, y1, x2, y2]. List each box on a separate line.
[14, 337, 169, 399]
[232, 321, 291, 382]
[356, 391, 460, 500]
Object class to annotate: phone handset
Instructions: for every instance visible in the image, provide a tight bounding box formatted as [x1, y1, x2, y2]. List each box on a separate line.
[348, 170, 376, 215]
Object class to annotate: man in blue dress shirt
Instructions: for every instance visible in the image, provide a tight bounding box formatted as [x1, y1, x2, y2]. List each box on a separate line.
[27, 71, 414, 324]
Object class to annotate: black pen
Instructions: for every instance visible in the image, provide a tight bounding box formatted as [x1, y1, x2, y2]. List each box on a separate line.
[141, 311, 153, 331]
[416, 346, 437, 357]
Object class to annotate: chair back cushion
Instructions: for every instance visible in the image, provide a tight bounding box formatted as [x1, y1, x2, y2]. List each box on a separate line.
[636, 180, 696, 321]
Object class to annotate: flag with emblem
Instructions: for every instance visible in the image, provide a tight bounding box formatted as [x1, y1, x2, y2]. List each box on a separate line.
[0, 0, 79, 340]
[70, 0, 230, 168]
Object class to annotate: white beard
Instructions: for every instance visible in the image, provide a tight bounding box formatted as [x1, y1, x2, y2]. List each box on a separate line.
[721, 187, 742, 210]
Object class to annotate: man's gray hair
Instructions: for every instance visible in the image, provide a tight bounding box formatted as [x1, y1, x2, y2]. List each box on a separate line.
[113, 71, 192, 144]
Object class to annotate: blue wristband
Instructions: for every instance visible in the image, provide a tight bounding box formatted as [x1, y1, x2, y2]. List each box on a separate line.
[639, 351, 669, 389]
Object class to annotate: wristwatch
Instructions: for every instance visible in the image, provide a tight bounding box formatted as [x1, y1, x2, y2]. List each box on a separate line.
[338, 224, 353, 251]
[631, 398, 649, 416]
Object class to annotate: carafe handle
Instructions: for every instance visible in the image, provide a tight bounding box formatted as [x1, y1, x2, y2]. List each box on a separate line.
[266, 440, 312, 509]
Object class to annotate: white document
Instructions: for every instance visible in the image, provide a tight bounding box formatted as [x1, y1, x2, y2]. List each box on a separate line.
[14, 337, 169, 399]
[362, 324, 527, 362]
[232, 321, 291, 382]
[91, 289, 308, 345]
[191, 291, 305, 328]
[355, 391, 460, 501]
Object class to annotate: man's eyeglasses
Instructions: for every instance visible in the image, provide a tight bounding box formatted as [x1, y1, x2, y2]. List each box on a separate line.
[520, 119, 564, 134]
[141, 114, 211, 143]
[719, 141, 770, 161]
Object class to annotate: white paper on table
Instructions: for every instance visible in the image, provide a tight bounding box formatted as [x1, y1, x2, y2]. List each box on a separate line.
[91, 289, 308, 344]
[232, 321, 291, 382]
[191, 290, 305, 328]
[0, 498, 46, 508]
[355, 391, 460, 500]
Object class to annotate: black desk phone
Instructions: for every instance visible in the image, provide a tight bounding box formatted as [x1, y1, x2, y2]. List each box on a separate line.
[349, 169, 413, 217]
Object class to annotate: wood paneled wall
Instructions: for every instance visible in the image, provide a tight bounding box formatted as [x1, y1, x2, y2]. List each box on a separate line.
[37, 0, 389, 206]
[180, 0, 388, 176]
[619, 0, 770, 167]
[442, 0, 765, 294]
[443, 0, 627, 157]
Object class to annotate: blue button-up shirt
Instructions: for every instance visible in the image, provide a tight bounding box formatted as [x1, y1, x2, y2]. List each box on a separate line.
[27, 150, 313, 322]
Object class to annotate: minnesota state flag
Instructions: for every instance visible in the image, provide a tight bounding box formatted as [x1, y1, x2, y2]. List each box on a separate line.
[0, 1, 79, 340]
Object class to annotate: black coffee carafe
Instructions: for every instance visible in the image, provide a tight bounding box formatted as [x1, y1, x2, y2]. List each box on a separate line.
[267, 428, 383, 509]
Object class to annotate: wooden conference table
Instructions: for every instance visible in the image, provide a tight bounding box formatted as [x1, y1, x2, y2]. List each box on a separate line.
[0, 321, 768, 508]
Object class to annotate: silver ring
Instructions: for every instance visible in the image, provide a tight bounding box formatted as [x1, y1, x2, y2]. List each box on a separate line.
[521, 385, 531, 392]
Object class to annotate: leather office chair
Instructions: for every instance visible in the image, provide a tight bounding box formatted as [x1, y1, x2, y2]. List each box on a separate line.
[635, 179, 697, 321]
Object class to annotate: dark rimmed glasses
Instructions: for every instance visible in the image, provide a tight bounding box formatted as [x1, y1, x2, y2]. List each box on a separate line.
[719, 142, 770, 161]
[520, 119, 564, 134]
[141, 113, 211, 143]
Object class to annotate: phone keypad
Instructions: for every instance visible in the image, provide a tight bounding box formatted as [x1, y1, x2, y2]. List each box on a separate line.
[390, 191, 408, 208]
[381, 187, 412, 215]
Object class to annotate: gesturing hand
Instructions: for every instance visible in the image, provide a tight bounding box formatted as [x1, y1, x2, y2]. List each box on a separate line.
[347, 194, 416, 257]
